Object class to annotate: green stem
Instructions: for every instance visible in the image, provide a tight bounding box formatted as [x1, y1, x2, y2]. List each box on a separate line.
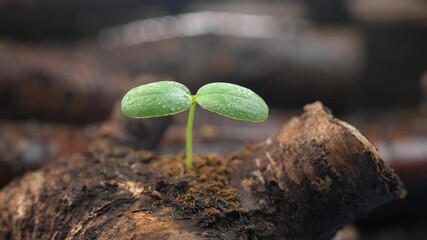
[185, 100, 196, 169]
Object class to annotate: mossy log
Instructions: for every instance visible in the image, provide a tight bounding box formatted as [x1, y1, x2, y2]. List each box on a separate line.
[0, 102, 405, 239]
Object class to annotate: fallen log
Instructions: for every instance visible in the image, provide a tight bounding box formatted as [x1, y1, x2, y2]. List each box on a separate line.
[0, 102, 405, 239]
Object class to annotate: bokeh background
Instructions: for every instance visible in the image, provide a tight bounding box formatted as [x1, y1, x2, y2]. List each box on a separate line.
[1, 0, 426, 239]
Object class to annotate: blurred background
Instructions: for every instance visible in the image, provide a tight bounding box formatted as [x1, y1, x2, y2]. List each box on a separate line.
[0, 0, 426, 239]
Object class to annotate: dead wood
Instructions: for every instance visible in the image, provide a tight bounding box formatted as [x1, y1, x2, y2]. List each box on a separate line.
[0, 102, 405, 240]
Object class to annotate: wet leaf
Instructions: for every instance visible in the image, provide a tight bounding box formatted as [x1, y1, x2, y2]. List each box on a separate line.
[195, 82, 268, 122]
[121, 81, 192, 118]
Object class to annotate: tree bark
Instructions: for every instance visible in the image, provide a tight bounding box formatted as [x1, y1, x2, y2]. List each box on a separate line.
[0, 102, 405, 239]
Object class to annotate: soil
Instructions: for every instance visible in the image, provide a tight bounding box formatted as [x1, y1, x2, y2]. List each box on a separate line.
[0, 143, 267, 239]
[0, 102, 405, 240]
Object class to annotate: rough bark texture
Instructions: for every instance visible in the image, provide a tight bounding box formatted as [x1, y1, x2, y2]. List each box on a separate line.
[0, 102, 405, 239]
[236, 102, 406, 239]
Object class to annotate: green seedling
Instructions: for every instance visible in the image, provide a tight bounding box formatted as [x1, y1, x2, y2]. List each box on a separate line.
[121, 81, 268, 169]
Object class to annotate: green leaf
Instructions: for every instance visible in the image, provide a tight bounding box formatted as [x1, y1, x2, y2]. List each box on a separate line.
[121, 81, 192, 118]
[195, 82, 268, 122]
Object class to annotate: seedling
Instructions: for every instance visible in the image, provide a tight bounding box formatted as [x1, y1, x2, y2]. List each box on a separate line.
[121, 81, 268, 169]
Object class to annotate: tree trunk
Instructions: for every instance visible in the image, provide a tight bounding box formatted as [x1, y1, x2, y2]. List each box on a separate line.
[0, 102, 405, 240]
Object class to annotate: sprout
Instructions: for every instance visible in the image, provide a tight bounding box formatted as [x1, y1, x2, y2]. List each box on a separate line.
[122, 81, 268, 169]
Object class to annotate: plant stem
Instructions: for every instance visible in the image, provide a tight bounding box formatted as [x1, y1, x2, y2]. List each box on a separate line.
[185, 100, 196, 169]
